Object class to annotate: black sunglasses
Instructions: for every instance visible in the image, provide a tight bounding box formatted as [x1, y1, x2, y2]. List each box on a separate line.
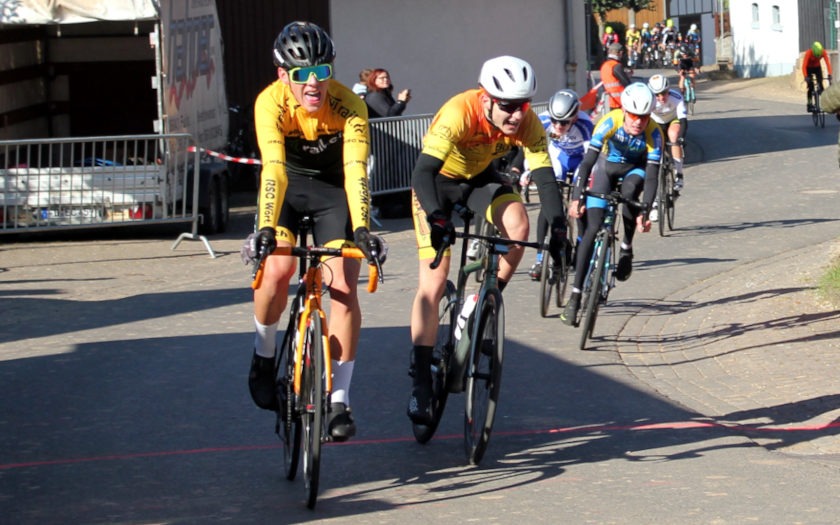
[551, 118, 573, 126]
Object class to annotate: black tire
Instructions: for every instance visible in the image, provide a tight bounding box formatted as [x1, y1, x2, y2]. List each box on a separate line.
[464, 289, 504, 465]
[199, 178, 222, 235]
[666, 172, 676, 231]
[276, 296, 302, 481]
[218, 175, 230, 233]
[539, 251, 552, 318]
[657, 163, 667, 237]
[579, 234, 608, 350]
[301, 314, 324, 509]
[413, 280, 457, 444]
[820, 111, 826, 128]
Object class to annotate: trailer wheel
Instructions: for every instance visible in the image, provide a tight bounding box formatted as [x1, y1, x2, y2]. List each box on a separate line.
[219, 174, 230, 233]
[200, 178, 223, 235]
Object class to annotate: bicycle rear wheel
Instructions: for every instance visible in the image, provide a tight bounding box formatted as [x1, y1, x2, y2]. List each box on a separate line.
[413, 280, 457, 444]
[276, 301, 301, 481]
[301, 314, 325, 509]
[464, 289, 504, 465]
[579, 233, 608, 350]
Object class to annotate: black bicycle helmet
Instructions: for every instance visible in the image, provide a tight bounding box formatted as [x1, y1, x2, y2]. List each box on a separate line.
[272, 21, 335, 68]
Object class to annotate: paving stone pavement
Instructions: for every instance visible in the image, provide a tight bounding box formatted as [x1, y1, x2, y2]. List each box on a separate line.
[619, 236, 840, 456]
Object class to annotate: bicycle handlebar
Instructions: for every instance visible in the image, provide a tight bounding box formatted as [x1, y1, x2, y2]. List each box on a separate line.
[583, 189, 648, 211]
[251, 245, 382, 293]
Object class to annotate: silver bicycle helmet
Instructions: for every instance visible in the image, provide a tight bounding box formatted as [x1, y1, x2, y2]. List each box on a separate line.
[272, 21, 335, 68]
[548, 89, 580, 121]
[647, 74, 670, 95]
[478, 56, 538, 100]
[620, 82, 654, 115]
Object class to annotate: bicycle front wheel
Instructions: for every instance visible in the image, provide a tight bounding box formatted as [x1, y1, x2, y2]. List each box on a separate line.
[579, 233, 608, 350]
[301, 314, 325, 509]
[539, 251, 552, 317]
[276, 302, 301, 481]
[413, 280, 457, 444]
[666, 170, 676, 231]
[657, 163, 667, 237]
[464, 289, 504, 465]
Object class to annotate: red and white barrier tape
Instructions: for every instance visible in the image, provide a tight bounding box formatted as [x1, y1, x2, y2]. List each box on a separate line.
[187, 146, 262, 165]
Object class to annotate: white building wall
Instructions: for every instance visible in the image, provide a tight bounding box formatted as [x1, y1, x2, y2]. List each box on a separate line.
[729, 0, 799, 77]
[330, 0, 589, 116]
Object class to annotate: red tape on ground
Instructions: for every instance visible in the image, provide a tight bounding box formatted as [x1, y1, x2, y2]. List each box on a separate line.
[187, 146, 261, 165]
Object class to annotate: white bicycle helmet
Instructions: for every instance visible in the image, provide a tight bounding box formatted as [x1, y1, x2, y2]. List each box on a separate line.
[548, 89, 580, 121]
[647, 74, 670, 95]
[621, 82, 654, 115]
[479, 56, 538, 100]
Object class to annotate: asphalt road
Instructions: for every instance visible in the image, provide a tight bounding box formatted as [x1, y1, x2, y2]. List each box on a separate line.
[2, 73, 840, 524]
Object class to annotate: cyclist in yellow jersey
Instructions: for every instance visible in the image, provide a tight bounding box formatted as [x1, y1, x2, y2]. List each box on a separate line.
[625, 24, 642, 68]
[407, 56, 567, 424]
[244, 21, 382, 442]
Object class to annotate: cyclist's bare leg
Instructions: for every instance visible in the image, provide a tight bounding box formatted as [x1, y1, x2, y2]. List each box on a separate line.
[323, 256, 362, 362]
[492, 199, 529, 283]
[253, 241, 296, 326]
[667, 121, 684, 175]
[410, 257, 451, 347]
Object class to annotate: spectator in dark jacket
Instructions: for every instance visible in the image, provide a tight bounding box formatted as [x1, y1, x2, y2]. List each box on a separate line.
[365, 68, 411, 118]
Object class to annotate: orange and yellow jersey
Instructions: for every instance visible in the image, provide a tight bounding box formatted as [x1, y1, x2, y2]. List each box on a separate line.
[253, 79, 370, 232]
[420, 88, 552, 179]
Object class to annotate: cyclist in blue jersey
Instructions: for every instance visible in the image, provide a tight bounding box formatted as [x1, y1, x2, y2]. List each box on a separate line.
[518, 89, 594, 279]
[561, 83, 663, 326]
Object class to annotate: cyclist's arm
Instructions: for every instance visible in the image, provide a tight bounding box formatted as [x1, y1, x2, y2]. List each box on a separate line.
[614, 62, 633, 87]
[253, 84, 288, 230]
[825, 56, 833, 77]
[342, 98, 372, 231]
[802, 50, 812, 81]
[411, 153, 446, 215]
[572, 146, 600, 201]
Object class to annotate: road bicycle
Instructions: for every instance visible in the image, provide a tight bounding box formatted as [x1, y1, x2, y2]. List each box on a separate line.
[537, 177, 575, 317]
[251, 218, 382, 509]
[467, 212, 497, 283]
[411, 205, 541, 464]
[656, 143, 677, 236]
[807, 74, 826, 128]
[574, 189, 646, 350]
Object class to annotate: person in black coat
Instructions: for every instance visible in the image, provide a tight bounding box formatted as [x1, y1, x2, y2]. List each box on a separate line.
[365, 68, 411, 118]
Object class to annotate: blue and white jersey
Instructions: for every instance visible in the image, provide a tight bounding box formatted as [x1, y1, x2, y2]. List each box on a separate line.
[538, 110, 594, 180]
[650, 88, 687, 125]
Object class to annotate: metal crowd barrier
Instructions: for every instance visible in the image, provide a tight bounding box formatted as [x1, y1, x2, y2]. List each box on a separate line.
[368, 101, 548, 196]
[0, 133, 213, 253]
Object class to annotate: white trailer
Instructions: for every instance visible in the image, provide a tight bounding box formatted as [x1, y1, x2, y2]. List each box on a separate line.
[0, 0, 232, 249]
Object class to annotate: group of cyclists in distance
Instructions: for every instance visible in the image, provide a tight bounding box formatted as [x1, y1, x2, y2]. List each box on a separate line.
[242, 20, 696, 441]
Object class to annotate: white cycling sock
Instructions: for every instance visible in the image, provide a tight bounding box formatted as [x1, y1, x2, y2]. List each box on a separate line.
[621, 242, 632, 251]
[673, 157, 684, 174]
[331, 359, 355, 406]
[254, 316, 278, 358]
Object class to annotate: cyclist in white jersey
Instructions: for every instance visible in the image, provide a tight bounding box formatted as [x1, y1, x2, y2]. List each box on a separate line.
[516, 90, 594, 278]
[648, 74, 687, 222]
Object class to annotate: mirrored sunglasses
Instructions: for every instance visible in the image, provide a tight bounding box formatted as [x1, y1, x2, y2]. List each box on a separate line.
[625, 112, 650, 123]
[288, 64, 333, 84]
[494, 98, 531, 114]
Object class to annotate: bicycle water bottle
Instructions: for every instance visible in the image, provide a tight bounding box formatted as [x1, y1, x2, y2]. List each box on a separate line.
[454, 294, 478, 341]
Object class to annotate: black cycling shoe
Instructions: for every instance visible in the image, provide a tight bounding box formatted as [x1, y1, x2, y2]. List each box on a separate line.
[249, 352, 279, 411]
[328, 402, 356, 442]
[561, 292, 580, 327]
[615, 248, 634, 282]
[407, 382, 434, 425]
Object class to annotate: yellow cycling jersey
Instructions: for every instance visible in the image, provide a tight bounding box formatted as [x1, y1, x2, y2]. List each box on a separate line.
[421, 88, 552, 178]
[626, 29, 641, 46]
[253, 79, 370, 232]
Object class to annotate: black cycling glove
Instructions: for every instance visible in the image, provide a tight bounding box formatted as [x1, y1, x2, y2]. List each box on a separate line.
[354, 227, 386, 264]
[427, 210, 455, 252]
[255, 226, 277, 259]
